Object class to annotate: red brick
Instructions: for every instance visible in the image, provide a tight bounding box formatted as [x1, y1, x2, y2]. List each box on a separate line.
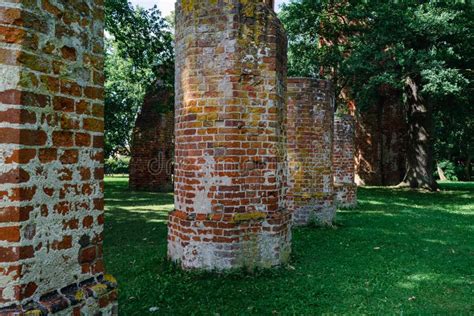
[4, 149, 36, 164]
[92, 135, 103, 148]
[61, 45, 77, 61]
[38, 148, 57, 163]
[91, 103, 104, 117]
[53, 96, 74, 112]
[17, 51, 51, 73]
[75, 132, 91, 146]
[40, 74, 60, 93]
[21, 282, 38, 299]
[82, 216, 93, 228]
[52, 236, 72, 250]
[80, 168, 91, 180]
[59, 149, 78, 164]
[75, 100, 90, 114]
[0, 246, 34, 262]
[84, 86, 103, 100]
[83, 118, 103, 132]
[0, 226, 21, 242]
[52, 131, 74, 147]
[0, 168, 30, 184]
[0, 128, 47, 146]
[0, 108, 36, 124]
[54, 202, 69, 215]
[94, 167, 104, 180]
[79, 246, 96, 263]
[0, 8, 48, 34]
[9, 186, 36, 202]
[60, 79, 81, 97]
[21, 91, 50, 107]
[93, 198, 104, 211]
[60, 115, 79, 130]
[0, 206, 33, 223]
[63, 219, 79, 230]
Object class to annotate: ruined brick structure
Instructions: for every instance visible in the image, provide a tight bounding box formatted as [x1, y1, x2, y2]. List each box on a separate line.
[0, 0, 117, 314]
[129, 82, 174, 192]
[287, 78, 335, 225]
[169, 0, 292, 270]
[355, 96, 407, 186]
[333, 115, 357, 207]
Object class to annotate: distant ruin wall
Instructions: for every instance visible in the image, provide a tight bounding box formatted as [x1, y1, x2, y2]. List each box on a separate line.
[334, 115, 357, 207]
[287, 78, 335, 225]
[129, 85, 174, 192]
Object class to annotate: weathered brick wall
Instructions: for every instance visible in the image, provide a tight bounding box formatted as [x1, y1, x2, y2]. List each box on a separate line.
[129, 82, 174, 192]
[333, 115, 357, 207]
[355, 97, 407, 186]
[287, 78, 335, 225]
[0, 1, 117, 314]
[169, 0, 291, 270]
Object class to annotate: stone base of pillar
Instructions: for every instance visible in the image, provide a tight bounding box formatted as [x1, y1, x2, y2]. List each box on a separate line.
[334, 184, 358, 208]
[293, 196, 337, 226]
[0, 275, 118, 315]
[168, 211, 292, 270]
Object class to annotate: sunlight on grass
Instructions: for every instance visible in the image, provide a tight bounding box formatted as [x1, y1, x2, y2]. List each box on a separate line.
[120, 206, 174, 212]
[103, 178, 473, 315]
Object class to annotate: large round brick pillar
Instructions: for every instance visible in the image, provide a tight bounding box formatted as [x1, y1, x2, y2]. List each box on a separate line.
[0, 0, 117, 314]
[287, 78, 336, 226]
[168, 0, 291, 270]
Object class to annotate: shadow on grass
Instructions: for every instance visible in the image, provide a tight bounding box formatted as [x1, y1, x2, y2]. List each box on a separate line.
[104, 177, 473, 315]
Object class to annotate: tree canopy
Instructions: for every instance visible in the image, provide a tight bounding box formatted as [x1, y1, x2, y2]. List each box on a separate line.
[104, 0, 174, 158]
[280, 0, 473, 186]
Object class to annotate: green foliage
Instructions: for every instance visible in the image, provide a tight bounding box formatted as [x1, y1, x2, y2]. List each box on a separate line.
[105, 156, 130, 175]
[278, 1, 322, 77]
[104, 177, 473, 314]
[105, 0, 174, 86]
[435, 160, 460, 181]
[280, 0, 472, 108]
[434, 96, 473, 180]
[342, 2, 470, 109]
[280, 1, 473, 184]
[104, 0, 174, 158]
[104, 40, 147, 158]
[279, 1, 356, 100]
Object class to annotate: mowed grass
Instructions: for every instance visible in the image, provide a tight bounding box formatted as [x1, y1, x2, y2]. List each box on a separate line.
[104, 177, 473, 315]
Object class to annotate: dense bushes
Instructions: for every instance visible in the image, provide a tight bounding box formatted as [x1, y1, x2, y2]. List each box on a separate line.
[435, 160, 471, 182]
[105, 157, 130, 175]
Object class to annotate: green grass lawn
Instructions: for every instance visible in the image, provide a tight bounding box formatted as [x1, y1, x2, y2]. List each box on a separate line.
[104, 177, 473, 315]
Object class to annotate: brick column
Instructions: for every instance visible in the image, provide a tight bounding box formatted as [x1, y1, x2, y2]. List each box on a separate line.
[287, 78, 336, 226]
[0, 1, 117, 314]
[333, 115, 357, 207]
[129, 81, 174, 192]
[169, 0, 291, 270]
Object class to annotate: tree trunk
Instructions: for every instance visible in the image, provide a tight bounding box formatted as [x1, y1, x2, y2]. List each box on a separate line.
[398, 76, 438, 191]
[466, 154, 472, 181]
[437, 163, 447, 181]
[377, 97, 385, 185]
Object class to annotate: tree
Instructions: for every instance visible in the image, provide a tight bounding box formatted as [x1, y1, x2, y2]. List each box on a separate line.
[104, 40, 147, 157]
[104, 0, 174, 158]
[279, 0, 356, 105]
[280, 0, 472, 190]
